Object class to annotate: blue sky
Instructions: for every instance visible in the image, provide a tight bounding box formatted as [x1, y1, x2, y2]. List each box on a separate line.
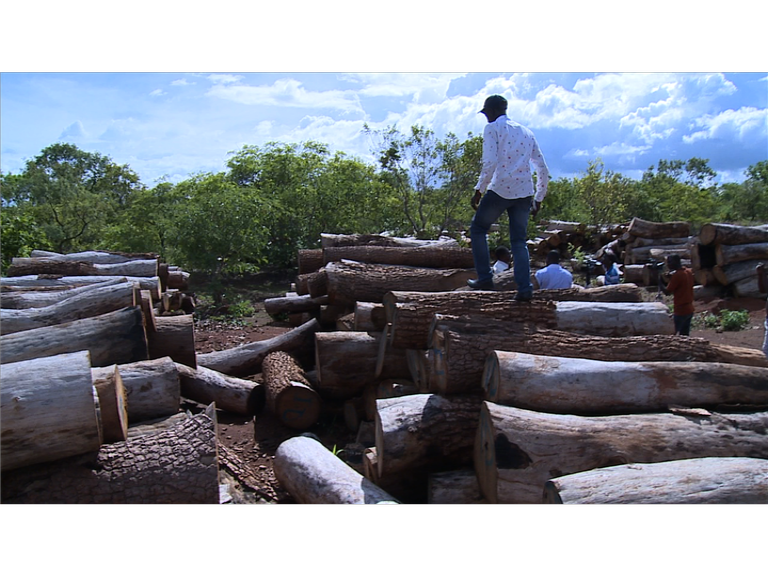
[3, 71, 766, 186]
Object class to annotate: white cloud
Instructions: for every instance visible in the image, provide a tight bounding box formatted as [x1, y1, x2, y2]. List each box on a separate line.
[171, 78, 193, 86]
[344, 73, 466, 103]
[207, 74, 243, 85]
[149, 88, 165, 97]
[683, 106, 768, 143]
[59, 120, 87, 141]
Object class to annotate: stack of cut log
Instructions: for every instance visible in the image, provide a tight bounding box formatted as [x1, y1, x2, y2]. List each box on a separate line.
[693, 223, 768, 298]
[529, 220, 628, 261]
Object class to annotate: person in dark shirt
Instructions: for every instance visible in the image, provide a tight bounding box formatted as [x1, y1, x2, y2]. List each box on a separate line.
[661, 254, 695, 336]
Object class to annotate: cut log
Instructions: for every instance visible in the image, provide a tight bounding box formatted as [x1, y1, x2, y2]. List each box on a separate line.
[264, 294, 329, 318]
[353, 301, 387, 332]
[262, 351, 321, 429]
[375, 393, 483, 478]
[90, 364, 129, 443]
[713, 259, 768, 286]
[115, 356, 181, 423]
[298, 248, 324, 275]
[176, 363, 265, 416]
[29, 249, 159, 264]
[544, 457, 768, 504]
[322, 245, 475, 269]
[325, 261, 475, 306]
[428, 317, 768, 395]
[320, 232, 457, 248]
[0, 306, 149, 367]
[699, 223, 768, 246]
[483, 351, 768, 415]
[428, 469, 486, 504]
[363, 379, 419, 421]
[626, 236, 692, 248]
[274, 435, 399, 504]
[628, 245, 690, 264]
[0, 280, 137, 335]
[1, 351, 102, 471]
[555, 301, 673, 336]
[7, 257, 158, 278]
[1, 408, 220, 504]
[716, 242, 768, 267]
[167, 268, 190, 290]
[0, 278, 124, 309]
[0, 275, 162, 300]
[733, 275, 768, 298]
[626, 217, 690, 239]
[147, 314, 196, 368]
[126, 412, 189, 439]
[138, 289, 157, 331]
[306, 268, 329, 297]
[314, 331, 411, 400]
[197, 318, 320, 377]
[475, 402, 768, 503]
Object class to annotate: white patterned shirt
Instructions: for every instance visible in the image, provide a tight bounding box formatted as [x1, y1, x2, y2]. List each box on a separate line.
[475, 115, 550, 201]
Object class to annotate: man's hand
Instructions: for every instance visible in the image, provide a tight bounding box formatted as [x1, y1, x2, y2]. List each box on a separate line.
[530, 199, 542, 218]
[471, 190, 482, 211]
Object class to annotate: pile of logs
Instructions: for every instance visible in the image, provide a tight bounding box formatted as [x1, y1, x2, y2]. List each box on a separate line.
[529, 220, 627, 261]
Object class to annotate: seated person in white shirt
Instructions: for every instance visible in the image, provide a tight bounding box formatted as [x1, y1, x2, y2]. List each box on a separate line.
[534, 250, 573, 290]
[492, 246, 511, 274]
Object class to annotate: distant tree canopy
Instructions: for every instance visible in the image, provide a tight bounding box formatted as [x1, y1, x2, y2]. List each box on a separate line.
[2, 139, 766, 275]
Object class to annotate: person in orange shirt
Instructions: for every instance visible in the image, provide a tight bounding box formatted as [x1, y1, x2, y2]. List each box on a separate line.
[662, 254, 695, 336]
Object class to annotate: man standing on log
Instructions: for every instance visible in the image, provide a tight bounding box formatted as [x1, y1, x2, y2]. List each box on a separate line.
[662, 254, 695, 336]
[757, 263, 767, 358]
[467, 94, 550, 301]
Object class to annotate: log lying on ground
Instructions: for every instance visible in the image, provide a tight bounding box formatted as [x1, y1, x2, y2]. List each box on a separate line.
[428, 317, 768, 395]
[320, 232, 457, 248]
[314, 331, 411, 400]
[475, 402, 768, 503]
[428, 469, 486, 504]
[30, 249, 159, 264]
[322, 245, 475, 269]
[90, 365, 129, 443]
[544, 457, 768, 504]
[716, 242, 768, 267]
[0, 278, 124, 309]
[699, 223, 768, 246]
[1, 351, 103, 471]
[0, 280, 137, 335]
[626, 217, 691, 239]
[363, 379, 419, 421]
[262, 351, 321, 429]
[1, 407, 220, 504]
[274, 435, 399, 504]
[176, 363, 265, 416]
[483, 351, 768, 415]
[0, 306, 148, 367]
[115, 356, 181, 423]
[713, 259, 768, 286]
[325, 261, 475, 306]
[264, 294, 329, 318]
[147, 314, 196, 368]
[0, 275, 162, 300]
[197, 318, 320, 377]
[7, 257, 159, 278]
[733, 275, 768, 298]
[555, 301, 673, 336]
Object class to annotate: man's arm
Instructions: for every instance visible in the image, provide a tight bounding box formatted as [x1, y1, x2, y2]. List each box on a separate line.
[530, 138, 549, 217]
[475, 123, 498, 194]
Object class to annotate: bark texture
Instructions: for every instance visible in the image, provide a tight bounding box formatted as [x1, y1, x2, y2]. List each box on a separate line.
[147, 314, 197, 368]
[698, 223, 768, 246]
[115, 356, 181, 423]
[176, 363, 265, 416]
[322, 245, 475, 269]
[627, 217, 691, 239]
[262, 351, 321, 429]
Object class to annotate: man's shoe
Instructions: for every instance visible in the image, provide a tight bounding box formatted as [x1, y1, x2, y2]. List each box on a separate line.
[514, 291, 533, 302]
[467, 278, 495, 290]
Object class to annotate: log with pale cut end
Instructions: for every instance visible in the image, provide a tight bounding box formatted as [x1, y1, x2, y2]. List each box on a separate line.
[716, 242, 768, 267]
[325, 261, 475, 307]
[428, 470, 486, 504]
[544, 457, 768, 504]
[354, 301, 386, 332]
[322, 244, 475, 269]
[1, 351, 102, 471]
[427, 316, 768, 396]
[1, 408, 220, 504]
[315, 331, 410, 400]
[262, 351, 321, 429]
[0, 280, 137, 335]
[375, 393, 483, 479]
[197, 318, 320, 377]
[298, 248, 324, 275]
[0, 275, 162, 300]
[713, 259, 768, 286]
[627, 217, 691, 239]
[474, 402, 768, 504]
[0, 306, 148, 367]
[699, 223, 768, 246]
[176, 363, 265, 416]
[0, 278, 124, 309]
[147, 314, 196, 368]
[274, 435, 399, 504]
[8, 257, 159, 278]
[116, 356, 181, 423]
[555, 301, 673, 336]
[264, 294, 329, 318]
[483, 351, 768, 415]
[91, 365, 129, 443]
[138, 289, 157, 331]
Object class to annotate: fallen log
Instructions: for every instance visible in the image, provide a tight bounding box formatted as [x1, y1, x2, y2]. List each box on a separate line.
[197, 318, 320, 377]
[555, 301, 673, 336]
[90, 364, 129, 443]
[716, 242, 768, 267]
[0, 277, 124, 309]
[475, 402, 768, 503]
[262, 351, 321, 429]
[544, 457, 768, 504]
[0, 275, 162, 300]
[483, 351, 768, 415]
[274, 435, 399, 504]
[363, 379, 419, 421]
[298, 248, 324, 275]
[7, 257, 158, 278]
[264, 294, 329, 318]
[354, 301, 387, 332]
[126, 412, 188, 439]
[626, 217, 690, 239]
[147, 314, 197, 368]
[1, 351, 102, 471]
[1, 407, 220, 504]
[626, 236, 692, 248]
[712, 259, 768, 286]
[428, 469, 486, 504]
[306, 268, 329, 298]
[622, 264, 645, 285]
[176, 363, 265, 416]
[0, 306, 149, 367]
[115, 356, 181, 423]
[320, 232, 457, 248]
[29, 249, 158, 264]
[322, 245, 475, 269]
[733, 275, 768, 298]
[698, 223, 768, 246]
[0, 280, 137, 335]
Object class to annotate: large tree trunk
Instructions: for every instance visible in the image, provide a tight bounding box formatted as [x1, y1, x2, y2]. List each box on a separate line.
[363, 379, 419, 421]
[175, 363, 265, 416]
[0, 275, 162, 300]
[325, 261, 475, 307]
[0, 306, 149, 367]
[733, 275, 768, 298]
[698, 223, 768, 246]
[91, 365, 129, 443]
[428, 316, 768, 395]
[716, 242, 768, 267]
[273, 435, 399, 504]
[147, 314, 197, 368]
[484, 351, 768, 415]
[1, 408, 220, 504]
[7, 257, 159, 278]
[298, 248, 324, 275]
[314, 331, 411, 400]
[320, 233, 458, 248]
[353, 301, 387, 332]
[30, 249, 159, 264]
[544, 457, 768, 504]
[626, 217, 691, 239]
[474, 402, 768, 503]
[322, 245, 475, 269]
[1, 351, 102, 471]
[115, 356, 181, 423]
[555, 301, 673, 336]
[0, 278, 124, 309]
[0, 280, 137, 335]
[197, 319, 320, 377]
[264, 294, 329, 318]
[262, 351, 321, 429]
[713, 259, 768, 286]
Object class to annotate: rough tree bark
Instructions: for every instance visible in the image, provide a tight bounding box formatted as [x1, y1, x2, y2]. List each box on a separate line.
[264, 294, 329, 318]
[175, 363, 265, 416]
[0, 275, 162, 300]
[716, 242, 768, 267]
[0, 278, 124, 309]
[626, 217, 691, 239]
[698, 223, 768, 246]
[712, 259, 768, 286]
[322, 245, 475, 269]
[428, 469, 486, 504]
[147, 314, 197, 368]
[115, 356, 181, 423]
[7, 257, 158, 278]
[262, 351, 321, 429]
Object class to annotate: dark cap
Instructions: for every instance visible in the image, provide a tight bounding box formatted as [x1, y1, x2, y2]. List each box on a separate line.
[479, 94, 508, 114]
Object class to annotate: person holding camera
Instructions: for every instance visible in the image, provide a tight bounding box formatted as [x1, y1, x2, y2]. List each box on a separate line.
[534, 250, 573, 290]
[661, 254, 695, 336]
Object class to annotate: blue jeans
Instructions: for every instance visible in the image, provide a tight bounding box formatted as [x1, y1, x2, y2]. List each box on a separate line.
[470, 191, 533, 294]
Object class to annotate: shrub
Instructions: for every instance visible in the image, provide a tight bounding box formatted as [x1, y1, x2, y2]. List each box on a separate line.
[719, 309, 750, 331]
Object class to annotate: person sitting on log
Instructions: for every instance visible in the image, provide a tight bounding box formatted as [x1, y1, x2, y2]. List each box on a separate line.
[492, 246, 511, 274]
[601, 254, 620, 285]
[661, 254, 695, 336]
[757, 262, 767, 358]
[534, 250, 573, 290]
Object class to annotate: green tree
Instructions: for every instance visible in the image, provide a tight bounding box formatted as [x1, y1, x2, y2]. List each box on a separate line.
[574, 159, 635, 226]
[717, 161, 768, 223]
